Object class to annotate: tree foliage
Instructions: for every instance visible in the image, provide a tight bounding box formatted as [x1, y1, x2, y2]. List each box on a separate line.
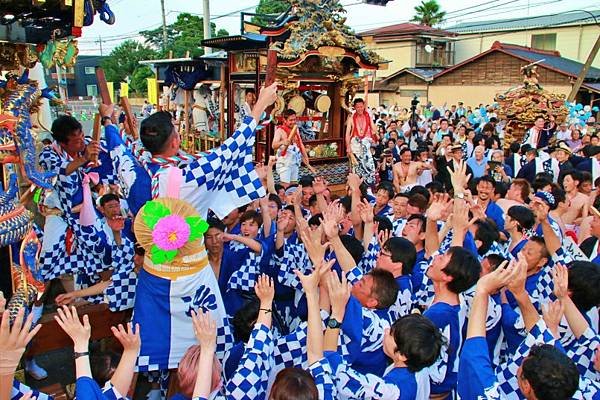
[130, 66, 154, 95]
[411, 0, 446, 26]
[251, 0, 289, 26]
[140, 12, 229, 58]
[100, 40, 158, 94]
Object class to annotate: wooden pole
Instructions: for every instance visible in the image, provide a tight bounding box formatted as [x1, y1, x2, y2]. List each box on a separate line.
[184, 89, 190, 152]
[95, 67, 112, 106]
[568, 34, 600, 102]
[263, 49, 278, 117]
[120, 97, 137, 140]
[219, 63, 226, 142]
[91, 113, 101, 164]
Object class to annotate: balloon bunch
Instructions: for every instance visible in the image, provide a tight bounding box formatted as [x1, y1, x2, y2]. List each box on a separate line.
[566, 102, 599, 126]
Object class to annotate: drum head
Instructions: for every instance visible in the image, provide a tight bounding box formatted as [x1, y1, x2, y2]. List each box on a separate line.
[314, 94, 331, 113]
[287, 95, 306, 115]
[273, 95, 285, 116]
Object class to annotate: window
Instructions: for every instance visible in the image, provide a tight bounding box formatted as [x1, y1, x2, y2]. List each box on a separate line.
[531, 33, 556, 51]
[86, 84, 98, 97]
[84, 66, 95, 75]
[398, 90, 427, 98]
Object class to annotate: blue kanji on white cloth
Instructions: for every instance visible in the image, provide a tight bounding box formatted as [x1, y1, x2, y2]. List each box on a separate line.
[133, 267, 230, 372]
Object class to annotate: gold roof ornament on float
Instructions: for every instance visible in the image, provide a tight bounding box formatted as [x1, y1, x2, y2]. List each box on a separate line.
[495, 60, 569, 149]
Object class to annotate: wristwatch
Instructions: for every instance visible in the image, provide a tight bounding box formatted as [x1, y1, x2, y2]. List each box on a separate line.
[454, 192, 465, 200]
[327, 318, 342, 329]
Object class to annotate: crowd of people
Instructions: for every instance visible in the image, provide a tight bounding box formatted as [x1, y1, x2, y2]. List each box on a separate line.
[3, 82, 600, 400]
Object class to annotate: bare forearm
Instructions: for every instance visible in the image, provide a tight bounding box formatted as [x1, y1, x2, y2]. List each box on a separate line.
[562, 296, 589, 339]
[306, 291, 323, 365]
[228, 235, 262, 253]
[467, 291, 489, 338]
[540, 218, 560, 255]
[514, 291, 539, 332]
[425, 218, 440, 258]
[0, 373, 14, 400]
[256, 301, 272, 328]
[110, 349, 137, 396]
[192, 347, 215, 398]
[330, 236, 357, 272]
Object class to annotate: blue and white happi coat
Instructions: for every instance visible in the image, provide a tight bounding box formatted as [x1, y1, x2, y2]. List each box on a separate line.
[103, 117, 264, 371]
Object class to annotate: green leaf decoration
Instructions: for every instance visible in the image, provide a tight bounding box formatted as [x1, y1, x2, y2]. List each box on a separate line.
[33, 188, 42, 204]
[151, 244, 177, 264]
[186, 216, 209, 242]
[142, 201, 172, 229]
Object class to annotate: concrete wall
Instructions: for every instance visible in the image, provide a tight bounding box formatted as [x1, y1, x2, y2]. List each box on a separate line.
[454, 25, 600, 67]
[366, 41, 416, 77]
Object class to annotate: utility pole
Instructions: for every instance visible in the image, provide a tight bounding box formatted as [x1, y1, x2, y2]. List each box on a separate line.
[203, 0, 211, 55]
[96, 35, 103, 56]
[161, 0, 168, 53]
[568, 34, 600, 102]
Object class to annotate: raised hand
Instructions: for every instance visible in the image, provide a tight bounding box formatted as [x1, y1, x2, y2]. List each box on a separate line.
[0, 291, 6, 313]
[267, 156, 277, 169]
[54, 305, 91, 351]
[552, 263, 569, 299]
[447, 160, 471, 192]
[191, 309, 217, 351]
[291, 185, 303, 207]
[312, 176, 328, 195]
[476, 260, 516, 295]
[254, 274, 275, 306]
[427, 193, 452, 221]
[347, 173, 362, 191]
[322, 202, 342, 239]
[295, 259, 333, 295]
[111, 322, 141, 354]
[542, 300, 564, 338]
[0, 308, 41, 364]
[276, 211, 290, 233]
[55, 292, 78, 307]
[451, 197, 470, 232]
[530, 196, 549, 224]
[326, 270, 351, 321]
[377, 228, 391, 249]
[357, 198, 374, 224]
[300, 225, 328, 267]
[506, 251, 528, 296]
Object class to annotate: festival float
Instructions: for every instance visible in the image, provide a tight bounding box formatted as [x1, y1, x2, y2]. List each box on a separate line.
[0, 0, 116, 318]
[495, 62, 569, 149]
[202, 0, 387, 185]
[139, 51, 228, 154]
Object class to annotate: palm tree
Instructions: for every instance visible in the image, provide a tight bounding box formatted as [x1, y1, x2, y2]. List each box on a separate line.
[411, 0, 446, 26]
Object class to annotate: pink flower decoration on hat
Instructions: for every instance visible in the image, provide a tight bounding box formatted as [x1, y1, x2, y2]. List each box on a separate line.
[152, 215, 190, 251]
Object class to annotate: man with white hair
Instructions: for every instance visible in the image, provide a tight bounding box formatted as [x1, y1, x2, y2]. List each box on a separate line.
[467, 145, 487, 179]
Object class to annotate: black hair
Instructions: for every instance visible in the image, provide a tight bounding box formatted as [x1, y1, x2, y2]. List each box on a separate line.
[394, 192, 411, 200]
[568, 261, 600, 312]
[476, 175, 496, 189]
[494, 181, 508, 198]
[51, 115, 83, 144]
[384, 237, 416, 275]
[373, 215, 393, 234]
[368, 268, 399, 309]
[532, 173, 553, 192]
[425, 181, 445, 195]
[509, 142, 521, 154]
[529, 236, 550, 260]
[399, 147, 412, 156]
[408, 185, 430, 203]
[551, 185, 566, 208]
[207, 217, 226, 232]
[443, 247, 481, 294]
[340, 234, 365, 264]
[407, 214, 426, 233]
[140, 111, 175, 154]
[274, 183, 285, 193]
[407, 193, 428, 213]
[473, 219, 499, 256]
[563, 169, 583, 184]
[101, 116, 112, 125]
[308, 194, 318, 207]
[390, 314, 445, 372]
[484, 254, 506, 271]
[308, 213, 322, 227]
[240, 210, 263, 226]
[353, 98, 365, 106]
[299, 176, 315, 187]
[99, 193, 120, 207]
[376, 182, 395, 200]
[338, 196, 352, 214]
[232, 300, 260, 343]
[90, 351, 120, 386]
[282, 109, 296, 119]
[244, 88, 256, 95]
[507, 205, 535, 232]
[268, 193, 283, 210]
[521, 344, 579, 400]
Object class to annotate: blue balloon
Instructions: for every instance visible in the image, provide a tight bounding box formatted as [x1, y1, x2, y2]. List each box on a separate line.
[593, 106, 599, 112]
[575, 104, 583, 111]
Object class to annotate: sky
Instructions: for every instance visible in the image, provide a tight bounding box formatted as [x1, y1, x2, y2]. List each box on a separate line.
[77, 0, 600, 55]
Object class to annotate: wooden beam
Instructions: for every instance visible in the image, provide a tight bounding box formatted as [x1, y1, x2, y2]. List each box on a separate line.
[95, 68, 112, 106]
[120, 96, 138, 140]
[21, 303, 129, 357]
[568, 34, 600, 102]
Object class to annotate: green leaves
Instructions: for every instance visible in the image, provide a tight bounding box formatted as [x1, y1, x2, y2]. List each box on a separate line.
[151, 245, 177, 264]
[100, 40, 158, 95]
[186, 216, 209, 242]
[142, 201, 171, 229]
[411, 0, 446, 27]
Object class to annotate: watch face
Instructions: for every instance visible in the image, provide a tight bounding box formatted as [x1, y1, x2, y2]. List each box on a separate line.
[327, 318, 340, 328]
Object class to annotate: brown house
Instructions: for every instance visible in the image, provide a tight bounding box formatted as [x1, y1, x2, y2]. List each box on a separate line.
[373, 41, 600, 107]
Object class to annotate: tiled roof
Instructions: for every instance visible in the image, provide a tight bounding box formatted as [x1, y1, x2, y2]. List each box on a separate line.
[374, 67, 445, 90]
[360, 23, 456, 38]
[447, 10, 600, 33]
